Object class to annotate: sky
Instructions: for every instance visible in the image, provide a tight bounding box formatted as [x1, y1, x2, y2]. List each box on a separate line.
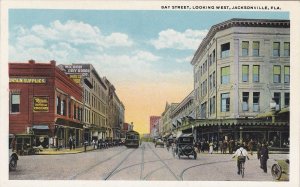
[9, 10, 289, 134]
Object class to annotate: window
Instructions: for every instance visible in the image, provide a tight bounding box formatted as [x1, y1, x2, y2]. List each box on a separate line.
[209, 96, 215, 115]
[273, 66, 281, 83]
[253, 92, 260, 112]
[284, 93, 290, 107]
[62, 100, 66, 116]
[274, 92, 281, 110]
[273, 42, 280, 57]
[200, 102, 207, 118]
[284, 66, 290, 83]
[209, 54, 212, 66]
[209, 74, 212, 90]
[56, 96, 61, 115]
[242, 92, 249, 111]
[284, 42, 290, 56]
[203, 61, 207, 74]
[213, 50, 216, 63]
[242, 65, 249, 82]
[221, 43, 230, 58]
[242, 41, 249, 56]
[221, 66, 230, 84]
[74, 105, 77, 119]
[213, 71, 216, 88]
[253, 65, 260, 83]
[253, 41, 260, 56]
[221, 93, 230, 112]
[11, 94, 20, 113]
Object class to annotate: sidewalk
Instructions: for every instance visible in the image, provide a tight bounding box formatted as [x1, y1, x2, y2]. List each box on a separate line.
[37, 145, 96, 155]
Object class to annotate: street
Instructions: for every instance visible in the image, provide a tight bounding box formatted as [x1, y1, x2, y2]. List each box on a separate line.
[9, 142, 288, 181]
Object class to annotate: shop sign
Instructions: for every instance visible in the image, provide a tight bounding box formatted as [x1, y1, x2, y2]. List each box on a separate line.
[9, 78, 46, 84]
[60, 64, 90, 77]
[33, 97, 49, 112]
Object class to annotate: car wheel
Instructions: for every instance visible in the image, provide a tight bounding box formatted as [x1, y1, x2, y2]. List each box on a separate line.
[9, 158, 17, 171]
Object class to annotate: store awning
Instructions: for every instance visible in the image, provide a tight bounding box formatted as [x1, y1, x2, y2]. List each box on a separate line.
[32, 125, 49, 130]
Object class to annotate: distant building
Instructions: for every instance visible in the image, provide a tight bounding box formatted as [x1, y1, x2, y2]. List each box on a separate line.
[149, 116, 160, 138]
[161, 102, 178, 137]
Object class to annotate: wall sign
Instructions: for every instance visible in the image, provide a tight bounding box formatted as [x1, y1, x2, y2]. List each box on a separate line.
[9, 78, 46, 84]
[33, 97, 49, 112]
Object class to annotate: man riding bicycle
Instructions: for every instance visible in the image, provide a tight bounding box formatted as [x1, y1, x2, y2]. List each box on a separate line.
[232, 143, 250, 175]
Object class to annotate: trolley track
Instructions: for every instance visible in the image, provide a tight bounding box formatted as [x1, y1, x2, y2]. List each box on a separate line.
[68, 147, 128, 180]
[146, 143, 180, 180]
[103, 148, 137, 180]
[179, 159, 235, 180]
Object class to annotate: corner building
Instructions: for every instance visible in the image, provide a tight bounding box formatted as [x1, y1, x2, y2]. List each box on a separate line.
[9, 60, 83, 150]
[187, 19, 290, 149]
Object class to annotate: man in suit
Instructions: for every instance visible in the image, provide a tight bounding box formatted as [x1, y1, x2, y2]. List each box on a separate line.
[260, 142, 269, 173]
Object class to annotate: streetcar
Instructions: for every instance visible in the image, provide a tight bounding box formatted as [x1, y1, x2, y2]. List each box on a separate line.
[125, 130, 140, 148]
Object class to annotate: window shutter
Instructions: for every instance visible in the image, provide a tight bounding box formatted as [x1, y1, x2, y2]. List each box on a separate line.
[253, 66, 259, 74]
[253, 42, 259, 49]
[12, 95, 20, 104]
[284, 66, 290, 74]
[284, 42, 290, 50]
[274, 66, 281, 74]
[242, 41, 249, 48]
[273, 42, 280, 49]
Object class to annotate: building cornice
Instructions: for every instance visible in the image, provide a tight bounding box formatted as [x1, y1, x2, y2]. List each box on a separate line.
[191, 18, 290, 65]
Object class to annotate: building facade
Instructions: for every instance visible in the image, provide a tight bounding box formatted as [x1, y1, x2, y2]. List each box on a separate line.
[9, 60, 84, 149]
[104, 77, 125, 140]
[58, 64, 109, 143]
[149, 116, 160, 138]
[161, 102, 178, 137]
[170, 90, 195, 134]
[186, 19, 290, 148]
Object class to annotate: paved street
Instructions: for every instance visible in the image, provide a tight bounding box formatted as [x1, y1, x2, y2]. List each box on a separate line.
[9, 142, 288, 181]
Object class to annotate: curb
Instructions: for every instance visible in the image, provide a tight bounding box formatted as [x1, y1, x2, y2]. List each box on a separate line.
[36, 147, 96, 155]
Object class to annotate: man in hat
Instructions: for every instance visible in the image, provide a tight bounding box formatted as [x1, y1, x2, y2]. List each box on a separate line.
[260, 142, 269, 173]
[232, 143, 250, 175]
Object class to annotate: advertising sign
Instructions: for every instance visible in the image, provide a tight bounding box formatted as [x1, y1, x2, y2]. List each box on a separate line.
[33, 97, 49, 112]
[60, 64, 90, 77]
[9, 78, 46, 84]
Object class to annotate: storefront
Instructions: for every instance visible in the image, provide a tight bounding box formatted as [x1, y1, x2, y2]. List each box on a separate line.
[179, 117, 289, 150]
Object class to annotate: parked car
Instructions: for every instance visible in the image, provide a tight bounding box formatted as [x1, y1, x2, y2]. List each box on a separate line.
[9, 149, 18, 171]
[155, 138, 164, 148]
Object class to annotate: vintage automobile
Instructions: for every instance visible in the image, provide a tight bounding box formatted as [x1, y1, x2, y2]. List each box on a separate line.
[173, 133, 197, 159]
[155, 138, 164, 148]
[9, 149, 18, 171]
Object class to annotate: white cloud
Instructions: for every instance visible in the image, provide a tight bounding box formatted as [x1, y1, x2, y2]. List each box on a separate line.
[175, 55, 193, 64]
[151, 28, 208, 50]
[16, 35, 45, 47]
[20, 20, 133, 48]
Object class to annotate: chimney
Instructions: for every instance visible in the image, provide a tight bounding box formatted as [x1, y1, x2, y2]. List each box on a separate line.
[28, 59, 35, 64]
[50, 60, 56, 66]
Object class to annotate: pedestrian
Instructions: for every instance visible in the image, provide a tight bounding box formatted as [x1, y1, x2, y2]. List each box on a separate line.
[209, 142, 214, 154]
[232, 143, 250, 175]
[248, 139, 254, 155]
[69, 136, 73, 150]
[257, 142, 262, 160]
[229, 139, 234, 154]
[73, 136, 76, 149]
[219, 141, 223, 153]
[92, 139, 96, 149]
[222, 140, 228, 154]
[260, 142, 269, 173]
[11, 137, 16, 151]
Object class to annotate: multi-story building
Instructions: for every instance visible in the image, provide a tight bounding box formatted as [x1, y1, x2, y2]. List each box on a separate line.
[103, 77, 124, 140]
[170, 90, 195, 134]
[9, 60, 84, 150]
[161, 102, 178, 137]
[58, 64, 109, 143]
[185, 18, 289, 147]
[149, 116, 160, 138]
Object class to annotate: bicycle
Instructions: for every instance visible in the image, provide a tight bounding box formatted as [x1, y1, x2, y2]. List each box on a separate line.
[239, 160, 245, 178]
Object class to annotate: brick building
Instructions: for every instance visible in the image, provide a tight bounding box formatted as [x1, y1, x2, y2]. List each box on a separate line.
[9, 60, 83, 149]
